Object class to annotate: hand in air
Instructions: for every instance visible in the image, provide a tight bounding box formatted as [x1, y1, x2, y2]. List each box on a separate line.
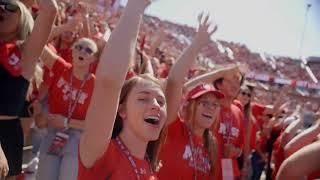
[194, 12, 218, 48]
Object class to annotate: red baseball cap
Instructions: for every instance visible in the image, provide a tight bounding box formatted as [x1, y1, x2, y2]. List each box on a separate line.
[186, 84, 224, 101]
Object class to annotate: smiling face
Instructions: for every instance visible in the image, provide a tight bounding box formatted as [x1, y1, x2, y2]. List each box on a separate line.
[193, 93, 220, 131]
[72, 38, 98, 68]
[119, 78, 167, 142]
[0, 1, 20, 37]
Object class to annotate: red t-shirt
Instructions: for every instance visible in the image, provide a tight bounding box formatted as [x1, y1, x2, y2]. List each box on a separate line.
[272, 133, 285, 179]
[78, 139, 156, 180]
[45, 58, 95, 120]
[213, 104, 244, 178]
[57, 48, 73, 64]
[158, 118, 217, 180]
[233, 100, 256, 151]
[251, 102, 266, 129]
[0, 42, 22, 77]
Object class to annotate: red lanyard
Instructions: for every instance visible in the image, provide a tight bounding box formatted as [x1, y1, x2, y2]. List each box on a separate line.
[115, 137, 152, 180]
[184, 124, 200, 180]
[67, 74, 89, 121]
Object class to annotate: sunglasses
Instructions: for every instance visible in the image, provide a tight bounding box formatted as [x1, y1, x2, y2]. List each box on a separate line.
[0, 2, 19, 13]
[74, 44, 94, 55]
[241, 91, 251, 97]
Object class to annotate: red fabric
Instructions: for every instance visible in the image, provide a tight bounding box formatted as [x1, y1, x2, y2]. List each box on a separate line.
[45, 58, 95, 120]
[57, 48, 73, 64]
[0, 42, 22, 77]
[213, 104, 244, 178]
[158, 118, 217, 180]
[233, 100, 257, 151]
[78, 140, 157, 180]
[251, 102, 266, 128]
[126, 70, 136, 80]
[272, 133, 285, 179]
[308, 171, 320, 180]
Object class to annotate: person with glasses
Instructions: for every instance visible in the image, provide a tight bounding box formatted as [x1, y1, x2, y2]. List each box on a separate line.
[0, 0, 57, 179]
[35, 37, 99, 180]
[157, 14, 222, 180]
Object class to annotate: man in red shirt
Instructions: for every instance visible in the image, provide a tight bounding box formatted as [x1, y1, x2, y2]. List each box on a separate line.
[213, 73, 245, 180]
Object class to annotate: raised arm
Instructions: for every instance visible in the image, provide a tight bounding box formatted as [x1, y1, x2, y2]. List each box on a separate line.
[184, 65, 240, 90]
[284, 121, 320, 158]
[165, 14, 217, 125]
[277, 141, 320, 180]
[21, 0, 58, 80]
[80, 0, 150, 168]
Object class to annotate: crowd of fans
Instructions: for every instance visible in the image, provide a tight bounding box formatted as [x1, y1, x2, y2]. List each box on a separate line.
[0, 0, 319, 180]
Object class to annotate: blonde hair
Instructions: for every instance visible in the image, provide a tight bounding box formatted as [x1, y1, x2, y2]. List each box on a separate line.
[11, 0, 34, 41]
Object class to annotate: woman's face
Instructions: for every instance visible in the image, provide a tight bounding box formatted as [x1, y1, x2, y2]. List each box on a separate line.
[0, 1, 20, 36]
[121, 80, 167, 142]
[72, 41, 97, 68]
[237, 90, 251, 106]
[194, 93, 220, 131]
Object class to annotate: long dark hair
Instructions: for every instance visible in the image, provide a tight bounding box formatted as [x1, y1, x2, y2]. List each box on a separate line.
[111, 74, 165, 172]
[240, 85, 254, 119]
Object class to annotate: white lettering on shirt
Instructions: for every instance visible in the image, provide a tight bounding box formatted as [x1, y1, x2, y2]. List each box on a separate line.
[56, 77, 88, 105]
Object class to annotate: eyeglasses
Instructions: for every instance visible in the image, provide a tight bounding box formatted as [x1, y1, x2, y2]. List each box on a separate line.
[241, 91, 251, 97]
[199, 100, 219, 109]
[0, 2, 19, 13]
[74, 44, 94, 55]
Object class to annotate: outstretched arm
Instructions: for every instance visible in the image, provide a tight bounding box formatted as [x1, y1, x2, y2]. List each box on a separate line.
[21, 0, 58, 80]
[284, 121, 320, 158]
[165, 14, 218, 125]
[80, 0, 150, 168]
[184, 65, 240, 91]
[277, 141, 320, 180]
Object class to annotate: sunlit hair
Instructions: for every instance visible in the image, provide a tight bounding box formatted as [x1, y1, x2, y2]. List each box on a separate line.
[10, 0, 34, 41]
[184, 96, 218, 177]
[72, 38, 99, 56]
[112, 74, 166, 172]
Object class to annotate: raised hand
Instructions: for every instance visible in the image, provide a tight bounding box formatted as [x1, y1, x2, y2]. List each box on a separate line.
[194, 12, 218, 48]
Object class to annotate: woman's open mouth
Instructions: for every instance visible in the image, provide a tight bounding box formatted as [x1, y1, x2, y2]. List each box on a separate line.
[144, 116, 160, 126]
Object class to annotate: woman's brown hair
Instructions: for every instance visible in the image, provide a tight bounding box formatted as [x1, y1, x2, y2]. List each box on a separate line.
[111, 74, 165, 172]
[184, 98, 218, 177]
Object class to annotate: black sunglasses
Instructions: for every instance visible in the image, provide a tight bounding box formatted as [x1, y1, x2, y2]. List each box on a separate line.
[75, 44, 94, 55]
[241, 91, 251, 97]
[0, 2, 19, 13]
